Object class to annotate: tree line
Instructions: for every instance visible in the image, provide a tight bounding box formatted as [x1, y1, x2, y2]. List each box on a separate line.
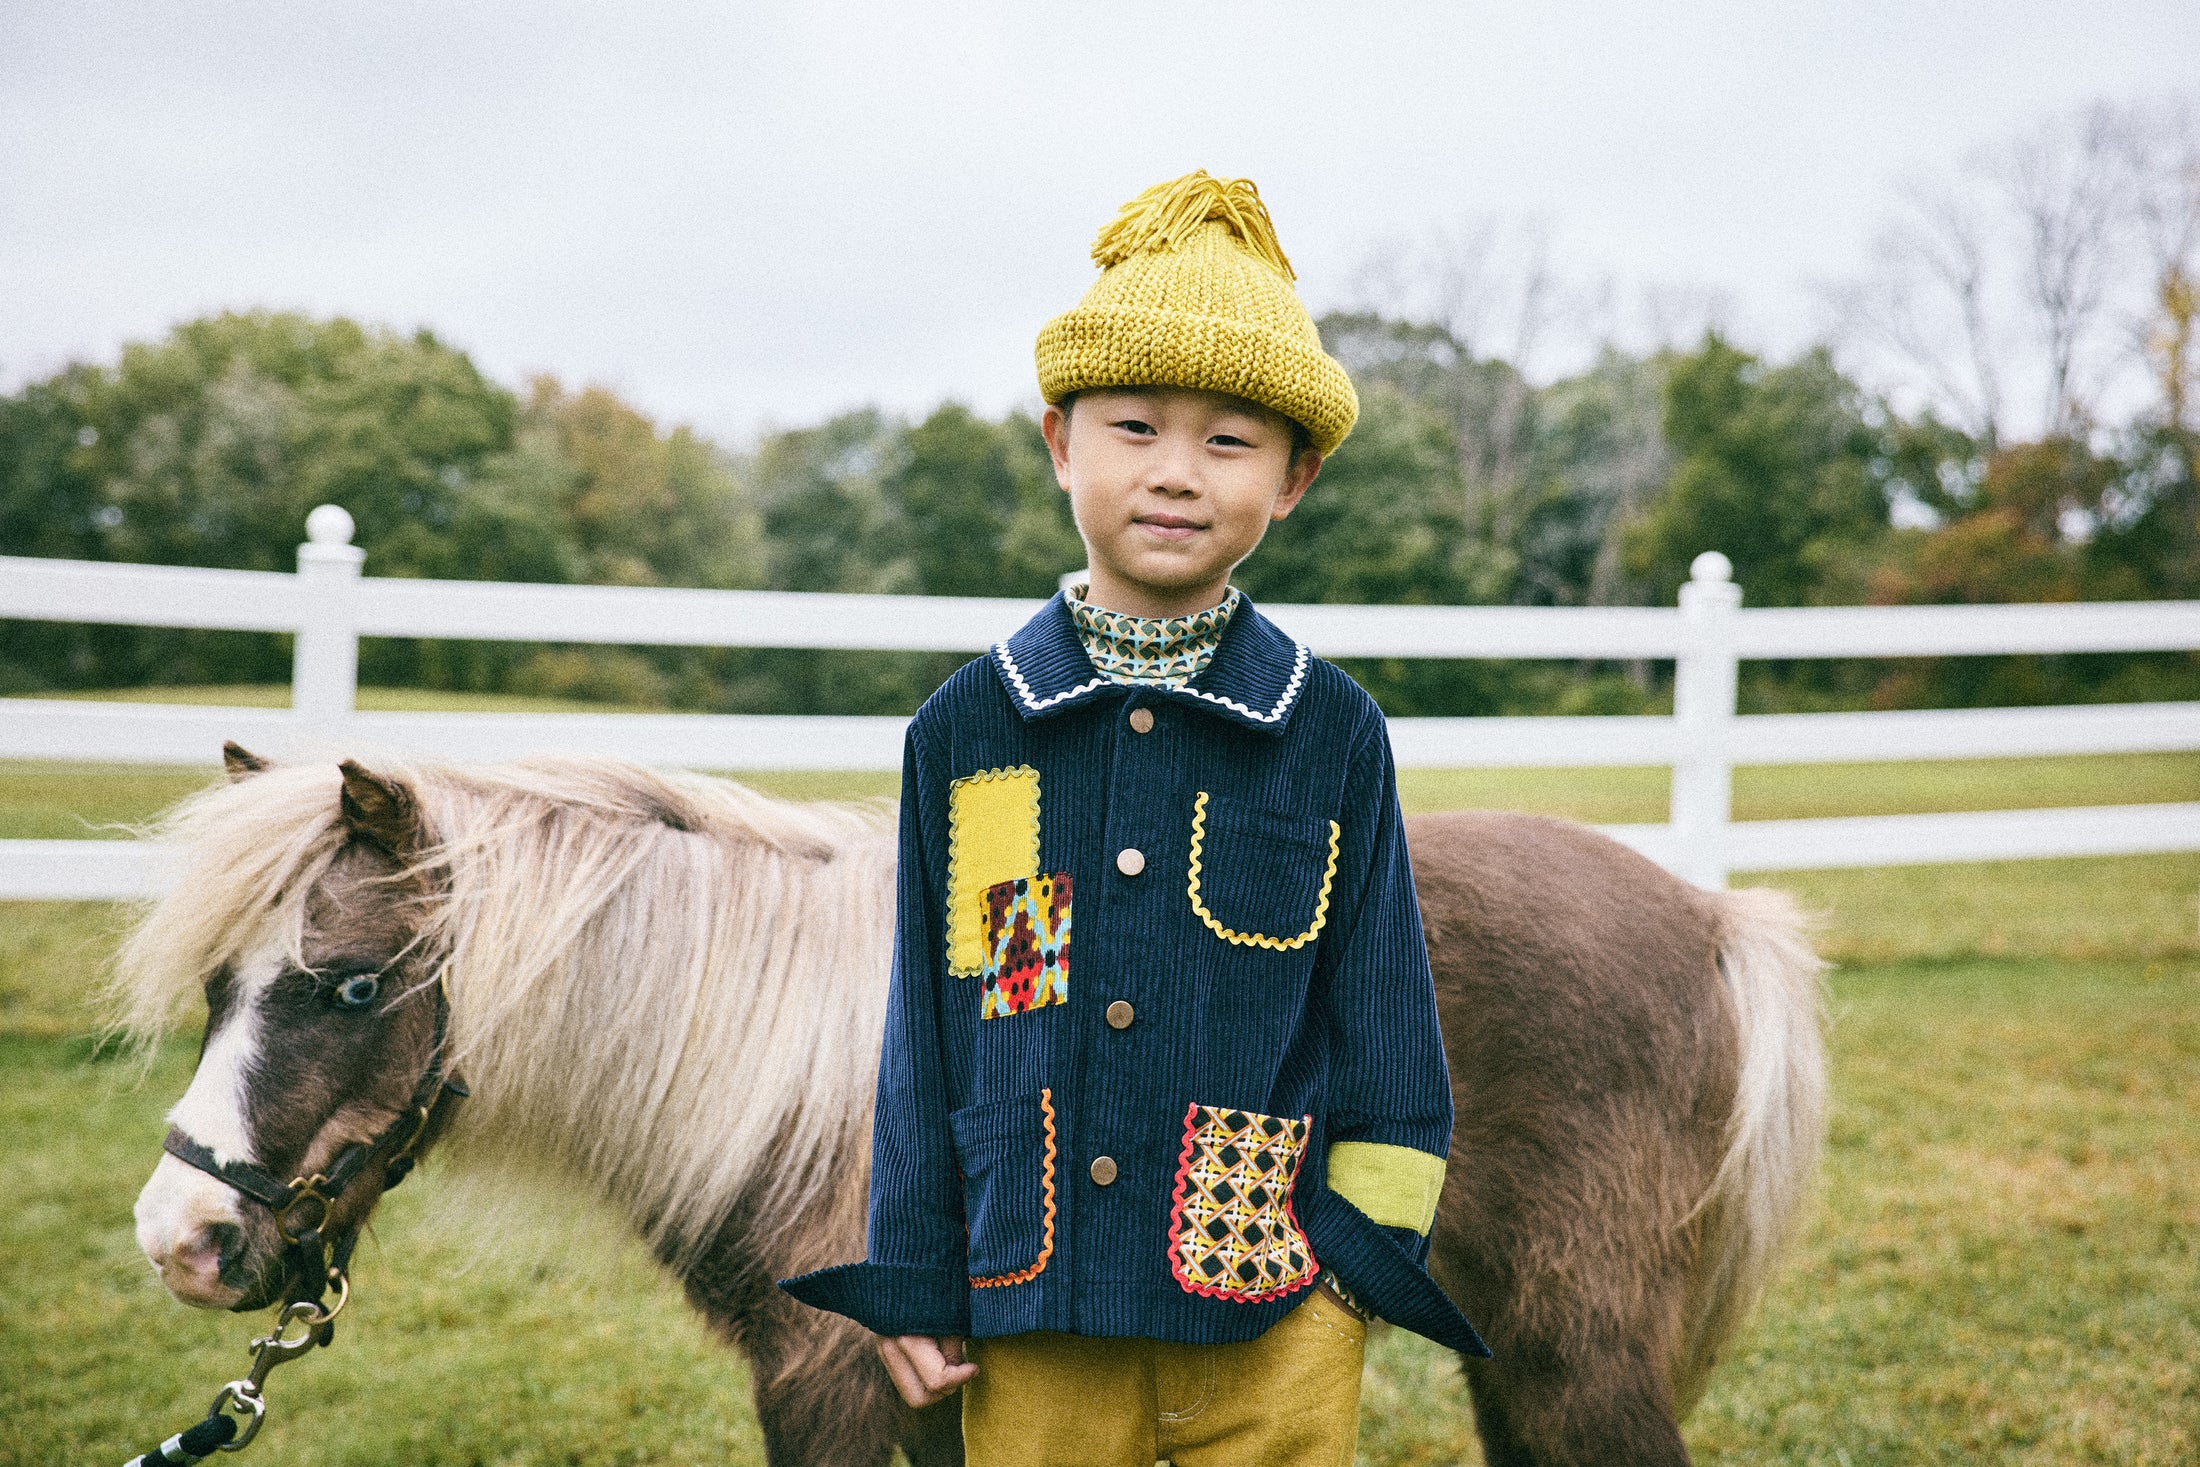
[3, 100, 2196, 718]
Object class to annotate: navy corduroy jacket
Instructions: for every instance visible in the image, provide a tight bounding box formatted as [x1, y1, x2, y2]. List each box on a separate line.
[780, 593, 1487, 1355]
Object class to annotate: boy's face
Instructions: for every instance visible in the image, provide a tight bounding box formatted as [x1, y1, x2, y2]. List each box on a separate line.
[1041, 386, 1321, 619]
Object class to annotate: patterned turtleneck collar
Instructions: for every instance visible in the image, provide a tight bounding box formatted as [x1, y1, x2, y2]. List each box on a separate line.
[1064, 582, 1242, 688]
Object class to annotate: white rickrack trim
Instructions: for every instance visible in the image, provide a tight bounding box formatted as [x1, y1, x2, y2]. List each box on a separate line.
[992, 643, 1110, 712]
[993, 636, 1310, 725]
[1181, 638, 1310, 724]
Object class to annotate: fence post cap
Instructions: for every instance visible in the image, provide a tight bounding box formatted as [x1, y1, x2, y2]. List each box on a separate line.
[1688, 551, 1732, 584]
[305, 504, 356, 546]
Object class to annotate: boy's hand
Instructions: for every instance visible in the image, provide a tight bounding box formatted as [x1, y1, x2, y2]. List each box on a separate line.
[878, 1333, 977, 1407]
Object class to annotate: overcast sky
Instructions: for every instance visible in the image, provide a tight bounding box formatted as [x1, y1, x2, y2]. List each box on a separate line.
[5, 2, 2197, 445]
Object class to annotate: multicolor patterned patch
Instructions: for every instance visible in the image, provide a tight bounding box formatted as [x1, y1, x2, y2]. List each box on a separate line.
[1066, 583, 1240, 687]
[1168, 1103, 1317, 1301]
[980, 872, 1072, 1019]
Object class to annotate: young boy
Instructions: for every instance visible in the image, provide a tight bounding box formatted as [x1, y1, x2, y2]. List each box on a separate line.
[783, 171, 1485, 1464]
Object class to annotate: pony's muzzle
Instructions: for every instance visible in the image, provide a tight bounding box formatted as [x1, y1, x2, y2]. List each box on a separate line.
[136, 1152, 255, 1308]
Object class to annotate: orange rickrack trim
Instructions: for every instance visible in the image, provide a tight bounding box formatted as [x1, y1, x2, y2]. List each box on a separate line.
[971, 1088, 1056, 1288]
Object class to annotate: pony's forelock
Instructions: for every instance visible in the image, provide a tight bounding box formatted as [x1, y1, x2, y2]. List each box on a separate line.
[109, 762, 352, 1051]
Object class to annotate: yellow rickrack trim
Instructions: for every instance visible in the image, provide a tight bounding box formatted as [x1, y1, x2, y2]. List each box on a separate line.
[945, 766, 1042, 977]
[971, 1089, 1056, 1289]
[1185, 791, 1340, 951]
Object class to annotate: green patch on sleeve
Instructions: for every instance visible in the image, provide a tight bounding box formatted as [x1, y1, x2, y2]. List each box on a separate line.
[1326, 1141, 1447, 1234]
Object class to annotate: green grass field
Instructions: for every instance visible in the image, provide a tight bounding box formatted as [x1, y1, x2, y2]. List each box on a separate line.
[1, 738, 2195, 1464]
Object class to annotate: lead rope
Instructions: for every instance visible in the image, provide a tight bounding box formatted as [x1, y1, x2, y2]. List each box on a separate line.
[120, 1157, 395, 1463]
[119, 1137, 419, 1464]
[120, 1266, 350, 1465]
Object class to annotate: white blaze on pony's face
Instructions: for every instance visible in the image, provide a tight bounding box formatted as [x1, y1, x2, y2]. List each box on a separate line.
[132, 754, 444, 1313]
[133, 936, 284, 1308]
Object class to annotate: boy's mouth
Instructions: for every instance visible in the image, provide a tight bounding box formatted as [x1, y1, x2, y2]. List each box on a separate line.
[1134, 513, 1204, 541]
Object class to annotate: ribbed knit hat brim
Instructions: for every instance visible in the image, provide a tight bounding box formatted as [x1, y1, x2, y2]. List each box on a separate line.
[1036, 305, 1358, 455]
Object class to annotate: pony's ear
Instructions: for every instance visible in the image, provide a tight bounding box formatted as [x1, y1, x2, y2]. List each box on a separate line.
[222, 741, 272, 781]
[338, 760, 421, 861]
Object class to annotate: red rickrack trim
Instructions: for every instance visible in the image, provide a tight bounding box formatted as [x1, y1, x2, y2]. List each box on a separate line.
[1166, 1100, 1320, 1303]
[971, 1088, 1056, 1288]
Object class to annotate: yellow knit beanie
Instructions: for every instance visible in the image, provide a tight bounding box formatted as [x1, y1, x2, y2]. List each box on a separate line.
[1035, 171, 1359, 455]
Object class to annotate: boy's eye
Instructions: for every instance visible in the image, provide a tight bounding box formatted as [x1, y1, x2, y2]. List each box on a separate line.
[1209, 433, 1252, 448]
[1110, 418, 1157, 437]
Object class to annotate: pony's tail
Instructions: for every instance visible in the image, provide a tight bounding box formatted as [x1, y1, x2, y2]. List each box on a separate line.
[1673, 884, 1829, 1414]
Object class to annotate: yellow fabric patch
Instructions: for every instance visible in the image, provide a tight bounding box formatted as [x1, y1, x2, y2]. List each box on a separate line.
[1326, 1141, 1447, 1235]
[946, 766, 1041, 976]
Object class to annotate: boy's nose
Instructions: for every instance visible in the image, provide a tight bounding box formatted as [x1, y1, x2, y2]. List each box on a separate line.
[1143, 457, 1200, 496]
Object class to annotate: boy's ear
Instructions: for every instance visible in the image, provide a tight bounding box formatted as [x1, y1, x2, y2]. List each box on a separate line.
[1270, 450, 1323, 522]
[1040, 403, 1075, 491]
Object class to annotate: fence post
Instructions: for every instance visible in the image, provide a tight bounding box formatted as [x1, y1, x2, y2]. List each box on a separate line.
[1672, 551, 1741, 888]
[293, 504, 364, 733]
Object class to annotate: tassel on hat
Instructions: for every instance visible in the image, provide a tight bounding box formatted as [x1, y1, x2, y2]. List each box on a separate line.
[1090, 172, 1296, 280]
[1035, 171, 1358, 454]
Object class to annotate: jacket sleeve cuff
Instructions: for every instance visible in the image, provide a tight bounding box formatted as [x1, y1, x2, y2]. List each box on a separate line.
[1378, 1220, 1431, 1266]
[1302, 1187, 1489, 1357]
[777, 1262, 971, 1339]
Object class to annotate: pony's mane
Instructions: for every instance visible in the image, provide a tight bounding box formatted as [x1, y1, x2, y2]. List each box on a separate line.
[115, 754, 897, 1267]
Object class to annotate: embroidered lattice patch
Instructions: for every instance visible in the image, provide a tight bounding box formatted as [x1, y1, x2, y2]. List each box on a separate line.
[980, 873, 1071, 1019]
[946, 766, 1041, 976]
[1168, 1104, 1317, 1301]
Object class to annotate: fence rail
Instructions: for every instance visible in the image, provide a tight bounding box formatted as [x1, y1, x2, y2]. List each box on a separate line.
[4, 505, 2197, 898]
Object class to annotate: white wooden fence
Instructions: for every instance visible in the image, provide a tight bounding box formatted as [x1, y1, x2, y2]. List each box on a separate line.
[3, 504, 2197, 900]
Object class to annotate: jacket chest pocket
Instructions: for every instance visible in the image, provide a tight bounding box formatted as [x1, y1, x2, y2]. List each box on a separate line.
[1186, 792, 1340, 951]
[951, 1090, 1057, 1286]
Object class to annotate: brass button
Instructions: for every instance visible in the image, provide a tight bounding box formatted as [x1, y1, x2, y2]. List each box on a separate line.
[1089, 1156, 1119, 1186]
[1128, 707, 1155, 734]
[1116, 847, 1145, 877]
[1106, 1000, 1135, 1029]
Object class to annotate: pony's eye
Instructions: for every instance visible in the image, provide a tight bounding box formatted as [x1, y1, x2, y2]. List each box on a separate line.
[333, 974, 381, 1010]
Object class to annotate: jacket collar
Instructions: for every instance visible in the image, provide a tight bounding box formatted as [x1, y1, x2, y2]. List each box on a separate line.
[990, 591, 1310, 736]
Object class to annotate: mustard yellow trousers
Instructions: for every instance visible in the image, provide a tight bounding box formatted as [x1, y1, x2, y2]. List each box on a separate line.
[961, 1284, 1366, 1467]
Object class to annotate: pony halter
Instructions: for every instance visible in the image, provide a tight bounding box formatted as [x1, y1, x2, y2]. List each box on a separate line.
[159, 974, 468, 1308]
